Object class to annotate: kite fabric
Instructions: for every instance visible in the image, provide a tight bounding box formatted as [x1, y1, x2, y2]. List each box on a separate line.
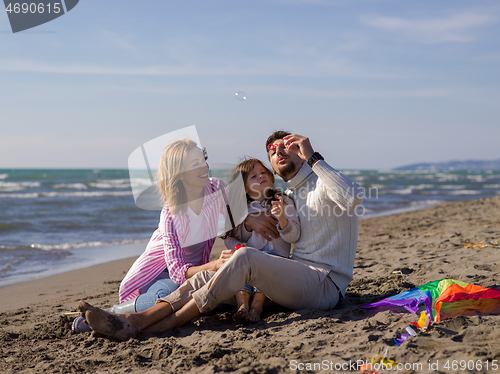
[361, 279, 500, 322]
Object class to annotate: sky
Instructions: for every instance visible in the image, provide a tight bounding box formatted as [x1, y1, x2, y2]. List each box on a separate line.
[1, 0, 499, 170]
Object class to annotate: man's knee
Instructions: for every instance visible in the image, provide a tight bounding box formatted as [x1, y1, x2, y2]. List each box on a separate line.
[187, 270, 214, 289]
[234, 246, 261, 259]
[230, 246, 263, 267]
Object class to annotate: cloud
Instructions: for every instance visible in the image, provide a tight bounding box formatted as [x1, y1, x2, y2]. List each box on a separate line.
[268, 0, 393, 5]
[100, 30, 140, 55]
[0, 59, 233, 76]
[99, 83, 451, 99]
[0, 57, 401, 79]
[247, 86, 452, 98]
[362, 12, 497, 43]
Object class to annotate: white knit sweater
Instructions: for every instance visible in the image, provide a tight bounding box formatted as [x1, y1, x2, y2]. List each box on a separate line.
[283, 160, 364, 296]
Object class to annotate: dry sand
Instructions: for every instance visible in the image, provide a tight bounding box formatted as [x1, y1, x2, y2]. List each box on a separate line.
[1, 196, 500, 373]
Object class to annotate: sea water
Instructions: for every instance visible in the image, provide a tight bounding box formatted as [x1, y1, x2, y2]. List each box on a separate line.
[0, 168, 499, 287]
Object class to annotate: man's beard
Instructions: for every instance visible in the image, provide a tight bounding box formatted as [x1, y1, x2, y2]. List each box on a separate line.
[276, 160, 299, 181]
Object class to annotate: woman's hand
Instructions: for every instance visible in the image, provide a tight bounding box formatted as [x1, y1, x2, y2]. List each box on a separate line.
[186, 248, 235, 278]
[271, 195, 288, 229]
[214, 249, 235, 270]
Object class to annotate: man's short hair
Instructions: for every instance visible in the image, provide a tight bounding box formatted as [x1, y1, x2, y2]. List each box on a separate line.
[265, 130, 291, 156]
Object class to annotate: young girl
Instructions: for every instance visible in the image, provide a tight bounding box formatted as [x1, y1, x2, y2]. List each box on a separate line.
[73, 139, 234, 333]
[223, 158, 300, 322]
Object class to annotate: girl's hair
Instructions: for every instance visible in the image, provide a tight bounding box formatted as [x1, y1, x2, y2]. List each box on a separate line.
[156, 138, 200, 215]
[223, 158, 282, 240]
[229, 158, 278, 202]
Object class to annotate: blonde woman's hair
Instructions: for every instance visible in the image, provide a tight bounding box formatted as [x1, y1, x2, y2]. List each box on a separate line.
[156, 138, 199, 215]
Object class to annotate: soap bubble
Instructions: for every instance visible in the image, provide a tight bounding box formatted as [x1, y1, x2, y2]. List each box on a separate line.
[235, 91, 247, 101]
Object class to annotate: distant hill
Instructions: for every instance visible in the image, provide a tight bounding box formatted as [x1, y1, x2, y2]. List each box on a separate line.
[395, 159, 500, 171]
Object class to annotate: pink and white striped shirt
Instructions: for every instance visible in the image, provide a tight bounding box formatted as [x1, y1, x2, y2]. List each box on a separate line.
[119, 178, 227, 303]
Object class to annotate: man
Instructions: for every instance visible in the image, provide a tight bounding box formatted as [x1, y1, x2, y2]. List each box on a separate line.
[78, 132, 364, 340]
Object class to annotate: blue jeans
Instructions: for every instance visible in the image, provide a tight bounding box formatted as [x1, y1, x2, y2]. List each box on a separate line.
[135, 273, 179, 312]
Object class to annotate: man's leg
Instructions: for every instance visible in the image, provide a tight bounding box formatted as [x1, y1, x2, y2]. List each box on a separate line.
[101, 247, 337, 338]
[192, 247, 340, 314]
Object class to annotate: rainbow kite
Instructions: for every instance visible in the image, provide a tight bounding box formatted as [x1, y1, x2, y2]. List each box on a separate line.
[361, 279, 500, 323]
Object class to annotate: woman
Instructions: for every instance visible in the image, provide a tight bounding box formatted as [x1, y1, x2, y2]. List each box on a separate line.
[73, 139, 233, 333]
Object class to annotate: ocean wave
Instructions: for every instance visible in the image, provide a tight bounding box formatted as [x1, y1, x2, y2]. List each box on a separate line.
[98, 178, 131, 184]
[54, 183, 88, 190]
[436, 174, 460, 182]
[408, 184, 434, 190]
[466, 175, 485, 182]
[89, 178, 132, 189]
[439, 185, 466, 189]
[0, 174, 8, 180]
[0, 222, 31, 231]
[352, 176, 366, 181]
[0, 191, 133, 199]
[129, 178, 154, 187]
[364, 184, 386, 189]
[0, 239, 147, 252]
[0, 181, 41, 192]
[362, 199, 444, 218]
[409, 199, 444, 207]
[447, 190, 481, 195]
[390, 188, 413, 195]
[484, 184, 500, 189]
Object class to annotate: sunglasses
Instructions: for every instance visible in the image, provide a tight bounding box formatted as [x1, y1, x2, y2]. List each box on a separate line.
[267, 142, 286, 151]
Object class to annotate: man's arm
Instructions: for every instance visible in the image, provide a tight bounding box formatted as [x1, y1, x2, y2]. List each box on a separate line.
[243, 211, 280, 239]
[247, 230, 270, 249]
[283, 134, 363, 210]
[312, 160, 363, 210]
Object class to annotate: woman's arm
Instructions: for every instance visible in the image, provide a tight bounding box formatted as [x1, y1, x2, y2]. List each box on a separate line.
[163, 217, 192, 285]
[184, 249, 235, 278]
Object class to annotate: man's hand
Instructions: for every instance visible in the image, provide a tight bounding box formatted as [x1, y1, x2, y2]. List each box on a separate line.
[283, 134, 314, 162]
[244, 211, 279, 239]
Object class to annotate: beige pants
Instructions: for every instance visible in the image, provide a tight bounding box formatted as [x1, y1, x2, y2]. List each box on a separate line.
[159, 247, 340, 314]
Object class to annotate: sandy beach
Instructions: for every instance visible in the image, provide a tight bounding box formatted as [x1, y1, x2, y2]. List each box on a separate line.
[1, 196, 499, 373]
